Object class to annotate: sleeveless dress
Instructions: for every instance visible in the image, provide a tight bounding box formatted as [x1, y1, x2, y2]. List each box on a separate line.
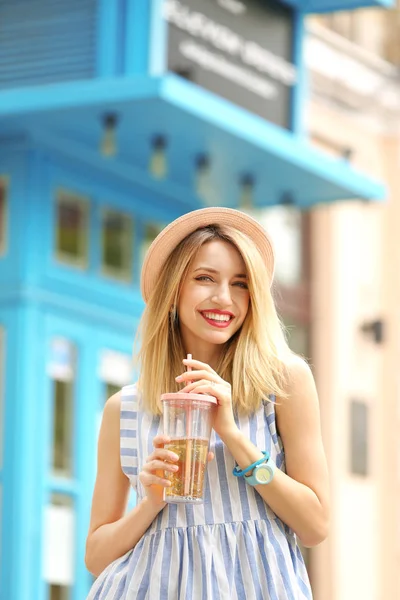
[87, 384, 313, 600]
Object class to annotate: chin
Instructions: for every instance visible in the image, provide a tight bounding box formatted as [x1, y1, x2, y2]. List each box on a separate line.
[202, 331, 235, 344]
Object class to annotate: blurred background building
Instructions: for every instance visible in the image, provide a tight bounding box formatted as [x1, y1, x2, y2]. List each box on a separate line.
[0, 1, 398, 599]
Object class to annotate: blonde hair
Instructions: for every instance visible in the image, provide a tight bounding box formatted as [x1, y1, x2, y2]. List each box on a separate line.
[134, 224, 291, 415]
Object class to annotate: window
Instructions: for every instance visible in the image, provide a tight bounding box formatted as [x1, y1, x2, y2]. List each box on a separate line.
[259, 206, 311, 349]
[47, 339, 76, 478]
[105, 382, 120, 402]
[350, 400, 369, 476]
[52, 381, 74, 477]
[99, 349, 133, 406]
[49, 585, 69, 600]
[43, 494, 74, 598]
[140, 222, 164, 266]
[284, 319, 310, 358]
[101, 209, 133, 281]
[259, 206, 303, 286]
[55, 190, 89, 268]
[0, 177, 8, 256]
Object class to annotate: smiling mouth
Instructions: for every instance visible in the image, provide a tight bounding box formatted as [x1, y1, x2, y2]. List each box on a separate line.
[199, 311, 234, 328]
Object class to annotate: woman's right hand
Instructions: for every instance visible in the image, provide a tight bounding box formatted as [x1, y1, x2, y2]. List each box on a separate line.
[138, 435, 179, 508]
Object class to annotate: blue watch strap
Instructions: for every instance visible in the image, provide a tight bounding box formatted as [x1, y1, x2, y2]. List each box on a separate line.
[232, 451, 270, 478]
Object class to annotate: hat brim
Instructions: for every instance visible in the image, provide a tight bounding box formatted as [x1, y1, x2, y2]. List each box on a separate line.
[141, 207, 275, 303]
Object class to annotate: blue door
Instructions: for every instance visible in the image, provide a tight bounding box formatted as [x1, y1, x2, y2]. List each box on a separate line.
[40, 312, 134, 600]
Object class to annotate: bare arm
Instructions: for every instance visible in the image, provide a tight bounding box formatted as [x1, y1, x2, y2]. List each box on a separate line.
[85, 393, 165, 577]
[222, 355, 330, 547]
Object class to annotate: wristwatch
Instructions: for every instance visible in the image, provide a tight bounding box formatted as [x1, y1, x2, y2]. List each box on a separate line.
[245, 456, 276, 486]
[232, 450, 276, 486]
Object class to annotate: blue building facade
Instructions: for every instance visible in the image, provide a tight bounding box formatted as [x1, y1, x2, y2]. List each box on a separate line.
[0, 0, 393, 598]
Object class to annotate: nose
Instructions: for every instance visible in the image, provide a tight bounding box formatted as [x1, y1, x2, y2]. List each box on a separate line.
[211, 282, 233, 306]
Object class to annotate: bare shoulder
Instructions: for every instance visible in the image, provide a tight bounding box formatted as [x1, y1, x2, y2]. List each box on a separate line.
[103, 390, 122, 417]
[282, 353, 316, 395]
[98, 390, 123, 460]
[99, 391, 123, 448]
[275, 353, 319, 421]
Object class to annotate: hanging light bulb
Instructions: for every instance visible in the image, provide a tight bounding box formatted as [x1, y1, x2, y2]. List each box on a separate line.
[100, 113, 118, 157]
[195, 154, 212, 202]
[149, 135, 167, 179]
[239, 174, 254, 211]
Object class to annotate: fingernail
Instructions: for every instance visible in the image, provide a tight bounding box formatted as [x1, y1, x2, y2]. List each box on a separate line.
[175, 375, 182, 381]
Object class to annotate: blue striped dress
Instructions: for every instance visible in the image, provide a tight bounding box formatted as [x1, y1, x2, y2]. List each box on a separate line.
[87, 384, 313, 599]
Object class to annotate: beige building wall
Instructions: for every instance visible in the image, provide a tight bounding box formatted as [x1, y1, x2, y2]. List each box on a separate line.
[305, 15, 400, 600]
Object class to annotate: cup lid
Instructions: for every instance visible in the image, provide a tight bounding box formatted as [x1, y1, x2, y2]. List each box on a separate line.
[161, 392, 217, 405]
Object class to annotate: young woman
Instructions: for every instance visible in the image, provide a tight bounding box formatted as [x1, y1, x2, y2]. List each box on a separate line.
[85, 207, 330, 599]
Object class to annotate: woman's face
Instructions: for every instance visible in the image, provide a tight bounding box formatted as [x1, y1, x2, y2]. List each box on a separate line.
[177, 239, 250, 358]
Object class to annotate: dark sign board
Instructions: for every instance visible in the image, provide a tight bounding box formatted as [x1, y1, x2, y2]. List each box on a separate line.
[164, 0, 296, 128]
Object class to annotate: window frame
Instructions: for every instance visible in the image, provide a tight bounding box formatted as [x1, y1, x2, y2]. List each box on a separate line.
[48, 337, 76, 479]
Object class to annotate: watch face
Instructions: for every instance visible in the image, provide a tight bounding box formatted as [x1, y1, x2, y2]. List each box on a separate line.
[255, 465, 272, 484]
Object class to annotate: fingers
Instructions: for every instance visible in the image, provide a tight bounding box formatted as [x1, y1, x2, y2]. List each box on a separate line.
[207, 451, 214, 462]
[176, 369, 217, 383]
[183, 358, 216, 373]
[180, 381, 220, 396]
[139, 435, 179, 487]
[144, 459, 179, 473]
[140, 443, 180, 489]
[179, 378, 210, 391]
[152, 434, 171, 448]
[147, 447, 179, 463]
[139, 471, 172, 488]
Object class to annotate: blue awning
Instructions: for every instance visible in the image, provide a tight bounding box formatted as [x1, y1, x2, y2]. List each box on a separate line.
[284, 0, 394, 11]
[0, 75, 386, 208]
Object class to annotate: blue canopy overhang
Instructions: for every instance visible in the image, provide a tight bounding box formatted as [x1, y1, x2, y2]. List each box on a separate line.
[0, 75, 385, 208]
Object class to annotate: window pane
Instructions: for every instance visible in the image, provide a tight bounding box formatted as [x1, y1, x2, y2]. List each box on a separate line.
[101, 209, 133, 280]
[99, 349, 133, 390]
[140, 222, 164, 266]
[44, 494, 74, 593]
[52, 380, 73, 477]
[284, 320, 310, 357]
[56, 191, 88, 267]
[105, 382, 120, 402]
[350, 400, 369, 476]
[0, 178, 7, 255]
[51, 493, 73, 508]
[49, 585, 70, 600]
[258, 206, 303, 286]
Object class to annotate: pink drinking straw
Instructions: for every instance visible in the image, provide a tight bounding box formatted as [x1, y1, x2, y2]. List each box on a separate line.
[184, 354, 192, 496]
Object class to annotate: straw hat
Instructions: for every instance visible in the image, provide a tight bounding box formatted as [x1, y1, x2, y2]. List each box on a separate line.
[140, 207, 275, 303]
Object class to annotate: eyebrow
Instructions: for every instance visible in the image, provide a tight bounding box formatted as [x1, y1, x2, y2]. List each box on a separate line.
[193, 266, 247, 279]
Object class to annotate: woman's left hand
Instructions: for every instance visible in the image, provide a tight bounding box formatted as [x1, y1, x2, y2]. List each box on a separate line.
[176, 358, 239, 440]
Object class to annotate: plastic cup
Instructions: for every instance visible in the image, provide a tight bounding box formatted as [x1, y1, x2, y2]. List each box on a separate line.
[161, 392, 217, 504]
